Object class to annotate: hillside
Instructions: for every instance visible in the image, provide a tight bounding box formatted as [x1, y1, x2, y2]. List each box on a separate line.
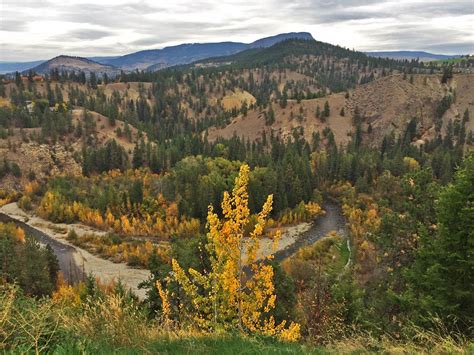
[0, 106, 146, 189]
[208, 73, 474, 146]
[2, 38, 471, 193]
[114, 42, 247, 71]
[27, 55, 121, 76]
[248, 32, 314, 49]
[3, 39, 471, 153]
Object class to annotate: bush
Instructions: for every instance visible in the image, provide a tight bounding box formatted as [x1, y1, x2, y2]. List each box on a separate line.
[18, 196, 32, 210]
[126, 255, 141, 267]
[67, 229, 78, 241]
[11, 163, 21, 178]
[27, 170, 36, 181]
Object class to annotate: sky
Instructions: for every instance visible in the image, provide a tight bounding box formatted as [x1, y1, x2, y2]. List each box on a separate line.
[1, 0, 473, 61]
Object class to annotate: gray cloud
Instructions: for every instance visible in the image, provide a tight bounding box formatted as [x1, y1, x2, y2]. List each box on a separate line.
[360, 20, 474, 52]
[273, 0, 472, 24]
[1, 0, 472, 61]
[48, 29, 114, 42]
[424, 42, 474, 54]
[0, 19, 28, 32]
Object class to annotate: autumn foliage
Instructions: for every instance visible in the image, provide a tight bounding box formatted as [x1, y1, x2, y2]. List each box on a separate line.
[342, 199, 380, 283]
[169, 164, 300, 341]
[35, 169, 200, 239]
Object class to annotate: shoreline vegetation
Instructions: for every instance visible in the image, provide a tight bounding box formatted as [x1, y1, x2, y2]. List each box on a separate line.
[3, 164, 472, 353]
[0, 202, 151, 299]
[0, 200, 325, 299]
[1, 159, 473, 352]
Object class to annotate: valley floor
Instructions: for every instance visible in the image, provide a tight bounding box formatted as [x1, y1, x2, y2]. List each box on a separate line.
[0, 202, 324, 297]
[0, 202, 150, 298]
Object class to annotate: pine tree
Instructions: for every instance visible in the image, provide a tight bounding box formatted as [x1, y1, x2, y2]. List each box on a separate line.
[89, 72, 98, 89]
[463, 108, 470, 124]
[407, 154, 474, 329]
[351, 105, 363, 126]
[45, 244, 59, 286]
[315, 105, 321, 119]
[323, 100, 330, 118]
[280, 89, 288, 109]
[265, 107, 275, 125]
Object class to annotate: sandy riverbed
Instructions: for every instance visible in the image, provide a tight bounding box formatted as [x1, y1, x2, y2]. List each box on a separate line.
[0, 203, 150, 299]
[250, 222, 313, 260]
[0, 202, 330, 297]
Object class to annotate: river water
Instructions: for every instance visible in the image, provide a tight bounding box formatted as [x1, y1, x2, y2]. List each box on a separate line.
[273, 201, 347, 262]
[0, 212, 84, 284]
[0, 201, 346, 284]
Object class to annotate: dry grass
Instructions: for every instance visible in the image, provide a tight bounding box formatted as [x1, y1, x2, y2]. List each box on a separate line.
[221, 90, 256, 111]
[324, 321, 471, 354]
[0, 97, 10, 108]
[2, 283, 472, 353]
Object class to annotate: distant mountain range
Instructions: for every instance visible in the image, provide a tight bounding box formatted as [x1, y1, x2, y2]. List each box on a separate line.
[0, 60, 46, 74]
[0, 33, 464, 75]
[97, 32, 315, 71]
[1, 32, 314, 75]
[365, 51, 461, 62]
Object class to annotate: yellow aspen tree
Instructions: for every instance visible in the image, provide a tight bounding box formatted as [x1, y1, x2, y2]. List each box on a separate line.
[156, 280, 171, 324]
[106, 209, 115, 227]
[171, 164, 300, 341]
[15, 227, 26, 243]
[120, 215, 132, 234]
[113, 219, 121, 233]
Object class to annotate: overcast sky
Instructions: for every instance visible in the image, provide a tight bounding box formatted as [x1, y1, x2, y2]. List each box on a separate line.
[1, 0, 473, 61]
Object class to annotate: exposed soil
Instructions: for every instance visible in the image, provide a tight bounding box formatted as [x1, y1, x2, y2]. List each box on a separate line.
[208, 74, 474, 146]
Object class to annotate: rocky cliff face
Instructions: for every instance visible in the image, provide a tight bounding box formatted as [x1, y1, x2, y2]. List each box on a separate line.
[0, 141, 81, 189]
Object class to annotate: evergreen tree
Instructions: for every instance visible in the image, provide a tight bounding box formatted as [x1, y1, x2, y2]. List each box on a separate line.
[280, 89, 288, 108]
[323, 100, 330, 118]
[265, 107, 275, 125]
[89, 72, 98, 89]
[406, 154, 474, 329]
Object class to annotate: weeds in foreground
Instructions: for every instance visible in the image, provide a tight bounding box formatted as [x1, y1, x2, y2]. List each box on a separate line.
[0, 284, 471, 354]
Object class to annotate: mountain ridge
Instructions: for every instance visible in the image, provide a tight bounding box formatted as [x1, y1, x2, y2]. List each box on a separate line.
[2, 33, 465, 75]
[2, 32, 315, 74]
[0, 60, 46, 74]
[26, 55, 121, 76]
[365, 50, 462, 61]
[106, 32, 315, 71]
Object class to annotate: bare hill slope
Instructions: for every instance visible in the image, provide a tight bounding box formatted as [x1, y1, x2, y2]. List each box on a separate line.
[208, 74, 474, 146]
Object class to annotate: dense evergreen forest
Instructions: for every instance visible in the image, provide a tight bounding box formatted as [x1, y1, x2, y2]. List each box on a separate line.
[0, 39, 473, 352]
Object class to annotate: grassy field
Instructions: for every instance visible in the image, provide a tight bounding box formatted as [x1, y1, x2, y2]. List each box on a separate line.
[50, 335, 323, 354]
[23, 332, 474, 354]
[430, 57, 468, 65]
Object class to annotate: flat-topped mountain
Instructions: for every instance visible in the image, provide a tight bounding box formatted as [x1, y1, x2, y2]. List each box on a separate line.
[248, 32, 314, 49]
[104, 32, 315, 71]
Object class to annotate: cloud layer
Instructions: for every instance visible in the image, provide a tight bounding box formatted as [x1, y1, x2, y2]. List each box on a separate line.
[1, 0, 473, 61]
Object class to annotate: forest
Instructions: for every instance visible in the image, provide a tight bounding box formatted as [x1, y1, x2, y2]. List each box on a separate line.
[0, 38, 473, 353]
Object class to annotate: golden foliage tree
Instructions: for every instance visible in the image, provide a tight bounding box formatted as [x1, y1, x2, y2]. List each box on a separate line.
[342, 201, 381, 282]
[171, 164, 300, 341]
